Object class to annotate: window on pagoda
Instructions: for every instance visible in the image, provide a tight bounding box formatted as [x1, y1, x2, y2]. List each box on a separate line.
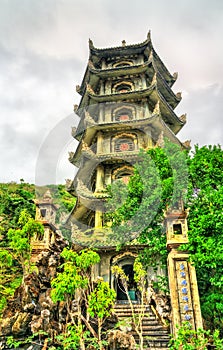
[112, 81, 133, 94]
[116, 172, 132, 184]
[114, 137, 135, 152]
[113, 60, 133, 68]
[114, 109, 133, 122]
[112, 166, 133, 184]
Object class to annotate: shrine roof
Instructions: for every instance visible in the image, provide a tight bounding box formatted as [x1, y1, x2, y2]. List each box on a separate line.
[88, 32, 151, 55]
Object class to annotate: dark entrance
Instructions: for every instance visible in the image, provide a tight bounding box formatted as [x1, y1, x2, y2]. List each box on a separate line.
[116, 264, 137, 301]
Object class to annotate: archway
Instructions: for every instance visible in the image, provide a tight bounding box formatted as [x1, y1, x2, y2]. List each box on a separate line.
[116, 263, 137, 301]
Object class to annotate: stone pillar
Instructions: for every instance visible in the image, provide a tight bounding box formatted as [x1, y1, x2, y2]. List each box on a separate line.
[168, 250, 203, 336]
[95, 164, 104, 192]
[165, 204, 203, 336]
[99, 104, 104, 123]
[95, 209, 103, 228]
[97, 131, 103, 154]
[100, 79, 105, 95]
[144, 127, 153, 148]
[140, 74, 147, 89]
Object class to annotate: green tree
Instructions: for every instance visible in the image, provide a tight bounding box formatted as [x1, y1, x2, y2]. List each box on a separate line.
[106, 143, 223, 335]
[105, 140, 188, 266]
[88, 278, 116, 349]
[0, 209, 43, 314]
[51, 248, 115, 350]
[185, 145, 223, 333]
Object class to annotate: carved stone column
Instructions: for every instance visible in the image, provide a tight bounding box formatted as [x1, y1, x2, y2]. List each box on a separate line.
[97, 131, 103, 154]
[165, 204, 203, 336]
[95, 164, 104, 192]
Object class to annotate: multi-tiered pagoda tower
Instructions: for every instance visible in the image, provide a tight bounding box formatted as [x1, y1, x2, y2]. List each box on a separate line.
[67, 32, 203, 337]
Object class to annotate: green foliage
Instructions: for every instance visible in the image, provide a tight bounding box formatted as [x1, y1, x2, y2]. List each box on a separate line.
[88, 279, 116, 320]
[51, 248, 114, 349]
[0, 181, 36, 246]
[6, 331, 49, 349]
[56, 323, 88, 350]
[6, 209, 44, 273]
[169, 322, 223, 350]
[51, 248, 100, 303]
[0, 209, 43, 315]
[106, 140, 188, 267]
[107, 143, 223, 333]
[184, 145, 223, 332]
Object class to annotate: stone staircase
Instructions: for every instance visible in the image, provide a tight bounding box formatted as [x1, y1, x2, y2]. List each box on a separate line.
[114, 303, 170, 349]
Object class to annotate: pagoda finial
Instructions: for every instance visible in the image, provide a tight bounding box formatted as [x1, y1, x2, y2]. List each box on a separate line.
[122, 40, 126, 47]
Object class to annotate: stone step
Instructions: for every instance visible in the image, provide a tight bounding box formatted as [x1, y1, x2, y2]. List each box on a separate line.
[114, 303, 170, 349]
[133, 330, 169, 336]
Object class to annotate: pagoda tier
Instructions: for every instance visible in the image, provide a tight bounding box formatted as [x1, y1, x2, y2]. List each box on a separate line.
[77, 59, 180, 109]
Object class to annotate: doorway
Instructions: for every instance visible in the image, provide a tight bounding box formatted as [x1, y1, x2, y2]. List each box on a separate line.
[116, 264, 137, 301]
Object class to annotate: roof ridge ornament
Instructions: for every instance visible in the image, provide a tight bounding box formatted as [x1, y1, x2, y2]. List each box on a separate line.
[179, 113, 187, 123]
[152, 100, 160, 116]
[148, 50, 153, 61]
[71, 126, 77, 137]
[182, 140, 191, 149]
[173, 72, 178, 80]
[176, 92, 182, 100]
[86, 84, 95, 95]
[147, 30, 151, 41]
[151, 72, 157, 85]
[73, 104, 78, 113]
[88, 59, 94, 69]
[89, 38, 94, 49]
[43, 190, 52, 202]
[76, 85, 81, 93]
[84, 111, 96, 126]
[156, 131, 165, 148]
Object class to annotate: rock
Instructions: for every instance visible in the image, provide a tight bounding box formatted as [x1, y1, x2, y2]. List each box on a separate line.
[11, 312, 32, 335]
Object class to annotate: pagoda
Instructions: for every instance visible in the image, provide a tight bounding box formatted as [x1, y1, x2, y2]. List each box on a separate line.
[67, 32, 203, 339]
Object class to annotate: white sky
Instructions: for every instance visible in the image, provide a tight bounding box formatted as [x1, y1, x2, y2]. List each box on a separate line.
[0, 0, 223, 184]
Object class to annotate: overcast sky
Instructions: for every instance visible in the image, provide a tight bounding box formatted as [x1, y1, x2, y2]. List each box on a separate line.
[0, 0, 223, 185]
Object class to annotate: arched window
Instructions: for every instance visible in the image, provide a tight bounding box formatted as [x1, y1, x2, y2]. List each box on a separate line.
[113, 60, 133, 68]
[112, 81, 133, 94]
[116, 172, 132, 184]
[114, 137, 135, 152]
[112, 165, 133, 184]
[112, 105, 136, 122]
[115, 84, 131, 93]
[115, 109, 133, 121]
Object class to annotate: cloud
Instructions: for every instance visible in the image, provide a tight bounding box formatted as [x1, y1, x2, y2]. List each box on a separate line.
[177, 84, 223, 146]
[0, 0, 222, 184]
